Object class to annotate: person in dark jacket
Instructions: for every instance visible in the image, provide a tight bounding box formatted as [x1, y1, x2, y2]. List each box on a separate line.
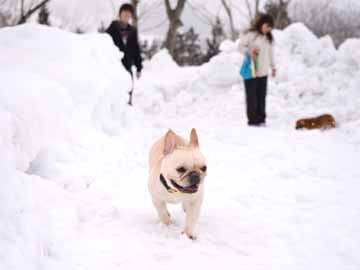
[106, 4, 142, 79]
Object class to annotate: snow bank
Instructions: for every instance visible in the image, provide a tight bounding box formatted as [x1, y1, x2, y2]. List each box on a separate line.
[137, 22, 360, 128]
[0, 24, 131, 171]
[338, 38, 360, 69]
[0, 24, 132, 269]
[272, 23, 360, 126]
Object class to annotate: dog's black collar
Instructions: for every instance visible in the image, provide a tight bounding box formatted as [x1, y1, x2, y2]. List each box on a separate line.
[160, 174, 180, 194]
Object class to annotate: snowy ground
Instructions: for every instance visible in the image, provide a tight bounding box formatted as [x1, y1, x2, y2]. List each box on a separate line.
[0, 24, 360, 270]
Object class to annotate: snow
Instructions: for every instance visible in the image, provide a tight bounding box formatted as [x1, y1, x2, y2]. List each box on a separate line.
[1, 23, 360, 270]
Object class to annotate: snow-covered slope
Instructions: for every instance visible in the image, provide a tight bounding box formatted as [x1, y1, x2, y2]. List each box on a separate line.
[136, 23, 360, 130]
[0, 23, 359, 270]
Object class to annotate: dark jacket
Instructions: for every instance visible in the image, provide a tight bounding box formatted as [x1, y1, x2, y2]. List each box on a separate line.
[106, 20, 142, 73]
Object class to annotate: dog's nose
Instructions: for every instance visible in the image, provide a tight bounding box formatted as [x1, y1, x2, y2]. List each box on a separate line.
[189, 171, 200, 185]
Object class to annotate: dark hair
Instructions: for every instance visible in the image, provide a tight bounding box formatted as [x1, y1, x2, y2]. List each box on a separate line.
[119, 4, 134, 15]
[249, 13, 274, 43]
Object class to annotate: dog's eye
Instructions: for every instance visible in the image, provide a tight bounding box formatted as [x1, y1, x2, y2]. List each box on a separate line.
[201, 166, 207, 172]
[176, 167, 186, 174]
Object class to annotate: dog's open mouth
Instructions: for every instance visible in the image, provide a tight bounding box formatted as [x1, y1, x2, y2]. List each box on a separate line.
[170, 180, 199, 194]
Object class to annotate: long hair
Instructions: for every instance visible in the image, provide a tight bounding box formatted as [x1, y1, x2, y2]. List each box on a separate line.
[248, 13, 275, 43]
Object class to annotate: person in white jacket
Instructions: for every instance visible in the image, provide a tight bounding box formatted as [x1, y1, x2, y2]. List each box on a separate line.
[238, 14, 276, 126]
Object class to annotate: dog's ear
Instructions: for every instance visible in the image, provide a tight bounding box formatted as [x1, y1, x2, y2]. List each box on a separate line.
[164, 129, 177, 155]
[189, 128, 199, 148]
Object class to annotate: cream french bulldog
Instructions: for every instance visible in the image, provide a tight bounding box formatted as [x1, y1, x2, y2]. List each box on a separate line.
[148, 129, 207, 240]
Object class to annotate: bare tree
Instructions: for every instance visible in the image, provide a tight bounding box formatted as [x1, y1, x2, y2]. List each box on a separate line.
[220, 0, 238, 40]
[186, 0, 218, 27]
[290, 0, 333, 24]
[134, 0, 163, 32]
[0, 0, 51, 26]
[188, 0, 250, 40]
[18, 0, 51, 24]
[203, 16, 226, 61]
[265, 0, 292, 29]
[289, 0, 359, 47]
[0, 0, 12, 27]
[164, 0, 187, 58]
[130, 0, 140, 28]
[37, 3, 51, 26]
[244, 0, 260, 24]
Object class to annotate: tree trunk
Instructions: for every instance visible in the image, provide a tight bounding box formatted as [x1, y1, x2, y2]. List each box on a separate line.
[245, 0, 260, 25]
[220, 0, 237, 41]
[275, 0, 291, 29]
[164, 0, 186, 58]
[130, 0, 140, 28]
[164, 18, 181, 56]
[265, 0, 292, 29]
[255, 0, 260, 17]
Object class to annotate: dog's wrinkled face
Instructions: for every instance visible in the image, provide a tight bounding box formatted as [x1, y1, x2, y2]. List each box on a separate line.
[162, 129, 207, 194]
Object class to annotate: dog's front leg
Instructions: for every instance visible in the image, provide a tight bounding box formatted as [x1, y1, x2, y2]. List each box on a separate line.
[152, 198, 171, 225]
[183, 197, 203, 240]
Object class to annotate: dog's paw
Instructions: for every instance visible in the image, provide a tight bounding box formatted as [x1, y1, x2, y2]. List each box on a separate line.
[182, 230, 197, 240]
[160, 214, 171, 226]
[162, 219, 172, 226]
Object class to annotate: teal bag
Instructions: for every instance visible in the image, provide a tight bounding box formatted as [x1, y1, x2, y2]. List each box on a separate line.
[240, 50, 257, 80]
[240, 52, 253, 80]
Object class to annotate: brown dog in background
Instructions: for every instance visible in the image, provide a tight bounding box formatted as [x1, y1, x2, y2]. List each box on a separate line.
[296, 114, 336, 130]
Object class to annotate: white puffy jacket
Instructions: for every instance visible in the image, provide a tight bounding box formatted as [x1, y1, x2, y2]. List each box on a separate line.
[238, 31, 276, 77]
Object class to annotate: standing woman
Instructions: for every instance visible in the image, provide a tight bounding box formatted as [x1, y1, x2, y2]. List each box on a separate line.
[239, 14, 276, 126]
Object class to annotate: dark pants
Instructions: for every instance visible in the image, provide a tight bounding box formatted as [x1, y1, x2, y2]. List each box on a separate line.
[244, 76, 268, 125]
[124, 66, 134, 105]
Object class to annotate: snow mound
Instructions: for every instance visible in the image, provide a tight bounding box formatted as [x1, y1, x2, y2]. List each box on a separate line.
[219, 39, 237, 52]
[145, 49, 179, 71]
[137, 22, 360, 127]
[0, 24, 131, 171]
[0, 24, 133, 269]
[338, 38, 360, 69]
[276, 23, 337, 67]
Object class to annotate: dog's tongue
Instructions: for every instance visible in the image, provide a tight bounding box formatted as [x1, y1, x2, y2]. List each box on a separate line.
[183, 184, 198, 192]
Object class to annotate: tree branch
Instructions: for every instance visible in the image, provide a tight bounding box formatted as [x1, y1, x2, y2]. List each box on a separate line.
[164, 0, 174, 18]
[18, 0, 51, 24]
[174, 0, 186, 17]
[244, 0, 253, 21]
[220, 0, 237, 40]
